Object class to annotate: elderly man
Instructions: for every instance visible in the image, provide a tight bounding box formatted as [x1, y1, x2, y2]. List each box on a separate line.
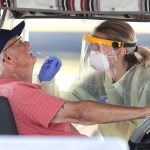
[0, 21, 150, 136]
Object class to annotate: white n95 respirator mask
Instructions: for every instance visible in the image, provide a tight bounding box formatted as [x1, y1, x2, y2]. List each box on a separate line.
[89, 51, 109, 72]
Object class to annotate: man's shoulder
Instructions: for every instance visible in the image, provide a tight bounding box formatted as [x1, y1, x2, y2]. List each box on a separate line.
[17, 81, 42, 89]
[0, 79, 42, 89]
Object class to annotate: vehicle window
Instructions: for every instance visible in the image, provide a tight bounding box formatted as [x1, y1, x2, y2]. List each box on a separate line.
[11, 19, 150, 93]
[27, 19, 101, 91]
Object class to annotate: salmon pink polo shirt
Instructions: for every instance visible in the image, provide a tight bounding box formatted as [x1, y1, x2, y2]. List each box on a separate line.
[0, 78, 81, 136]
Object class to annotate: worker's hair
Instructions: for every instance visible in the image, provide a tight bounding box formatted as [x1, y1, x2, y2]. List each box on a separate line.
[94, 20, 150, 68]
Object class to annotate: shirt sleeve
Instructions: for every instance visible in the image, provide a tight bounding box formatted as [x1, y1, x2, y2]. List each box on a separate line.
[12, 82, 66, 128]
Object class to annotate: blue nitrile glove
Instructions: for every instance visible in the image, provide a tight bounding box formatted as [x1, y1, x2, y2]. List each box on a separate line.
[38, 56, 62, 82]
[97, 97, 108, 104]
[97, 99, 107, 103]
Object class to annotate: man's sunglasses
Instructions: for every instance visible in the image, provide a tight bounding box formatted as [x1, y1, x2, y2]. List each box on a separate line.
[2, 36, 24, 52]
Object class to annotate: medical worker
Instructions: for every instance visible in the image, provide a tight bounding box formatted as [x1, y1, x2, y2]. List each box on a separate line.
[51, 20, 150, 140]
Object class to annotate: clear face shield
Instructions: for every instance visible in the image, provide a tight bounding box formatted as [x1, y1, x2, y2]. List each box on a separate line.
[77, 34, 125, 101]
[78, 34, 125, 80]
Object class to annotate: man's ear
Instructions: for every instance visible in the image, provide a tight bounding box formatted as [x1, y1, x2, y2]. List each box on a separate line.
[1, 51, 12, 64]
[117, 48, 126, 59]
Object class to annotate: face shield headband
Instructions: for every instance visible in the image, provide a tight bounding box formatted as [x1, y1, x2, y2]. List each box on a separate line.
[83, 34, 136, 49]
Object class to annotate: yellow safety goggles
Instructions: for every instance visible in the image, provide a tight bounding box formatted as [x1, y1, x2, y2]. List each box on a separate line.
[83, 34, 136, 48]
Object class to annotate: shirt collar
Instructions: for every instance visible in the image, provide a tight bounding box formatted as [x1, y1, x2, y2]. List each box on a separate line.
[0, 78, 20, 84]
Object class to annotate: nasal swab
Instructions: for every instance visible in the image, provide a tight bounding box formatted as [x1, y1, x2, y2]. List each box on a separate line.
[36, 51, 49, 58]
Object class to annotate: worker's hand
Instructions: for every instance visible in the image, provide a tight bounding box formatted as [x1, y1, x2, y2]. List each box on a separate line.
[38, 56, 62, 82]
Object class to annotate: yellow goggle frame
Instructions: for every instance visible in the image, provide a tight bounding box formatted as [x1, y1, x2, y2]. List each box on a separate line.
[83, 34, 135, 48]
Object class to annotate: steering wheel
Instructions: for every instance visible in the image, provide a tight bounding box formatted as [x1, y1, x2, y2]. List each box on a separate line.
[128, 116, 150, 150]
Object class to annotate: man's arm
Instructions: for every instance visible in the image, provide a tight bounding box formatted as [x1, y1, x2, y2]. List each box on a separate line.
[51, 100, 150, 125]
